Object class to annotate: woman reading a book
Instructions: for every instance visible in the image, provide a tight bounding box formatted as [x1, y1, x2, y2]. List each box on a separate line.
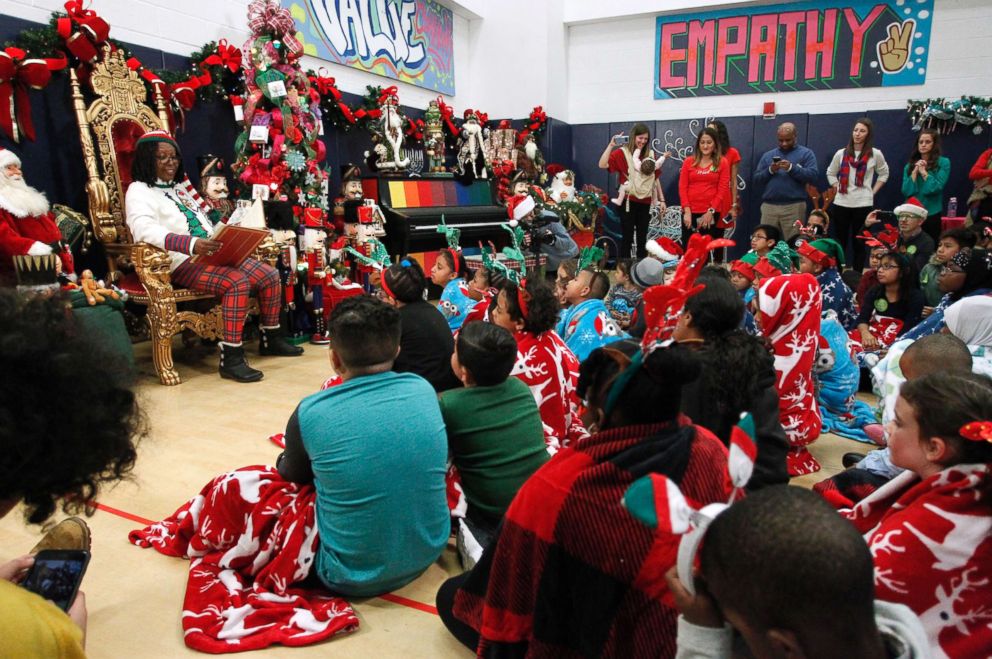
[125, 131, 302, 382]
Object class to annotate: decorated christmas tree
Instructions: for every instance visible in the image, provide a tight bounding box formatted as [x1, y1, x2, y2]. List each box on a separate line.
[230, 0, 328, 216]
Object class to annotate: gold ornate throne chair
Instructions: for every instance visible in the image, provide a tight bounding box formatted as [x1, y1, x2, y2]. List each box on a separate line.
[70, 46, 226, 385]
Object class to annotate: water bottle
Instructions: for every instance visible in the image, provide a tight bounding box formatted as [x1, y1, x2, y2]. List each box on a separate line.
[948, 197, 958, 218]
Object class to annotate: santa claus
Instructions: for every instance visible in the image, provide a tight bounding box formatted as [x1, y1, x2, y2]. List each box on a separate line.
[0, 147, 74, 285]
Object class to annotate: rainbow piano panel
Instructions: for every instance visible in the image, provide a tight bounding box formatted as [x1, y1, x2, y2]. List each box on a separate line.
[384, 179, 493, 209]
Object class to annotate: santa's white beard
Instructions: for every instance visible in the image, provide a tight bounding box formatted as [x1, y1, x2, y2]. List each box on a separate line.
[0, 174, 50, 218]
[524, 140, 537, 160]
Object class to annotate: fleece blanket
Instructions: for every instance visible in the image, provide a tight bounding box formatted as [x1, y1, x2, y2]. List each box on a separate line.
[816, 316, 877, 443]
[848, 314, 904, 369]
[842, 464, 992, 659]
[129, 466, 358, 653]
[758, 273, 823, 476]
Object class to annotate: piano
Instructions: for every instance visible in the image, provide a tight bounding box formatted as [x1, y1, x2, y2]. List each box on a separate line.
[361, 176, 510, 254]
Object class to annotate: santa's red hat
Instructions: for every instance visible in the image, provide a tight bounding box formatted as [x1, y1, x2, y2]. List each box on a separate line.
[507, 194, 535, 223]
[893, 197, 928, 219]
[0, 147, 21, 169]
[754, 257, 781, 279]
[646, 237, 683, 262]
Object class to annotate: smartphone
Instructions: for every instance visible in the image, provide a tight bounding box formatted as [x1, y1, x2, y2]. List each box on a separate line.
[21, 549, 90, 611]
[615, 135, 629, 145]
[876, 210, 897, 222]
[771, 156, 782, 163]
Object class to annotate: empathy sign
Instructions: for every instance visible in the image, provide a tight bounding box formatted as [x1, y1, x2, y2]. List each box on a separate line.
[654, 0, 933, 99]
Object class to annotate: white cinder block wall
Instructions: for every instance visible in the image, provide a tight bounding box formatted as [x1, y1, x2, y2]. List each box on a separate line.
[566, 0, 992, 124]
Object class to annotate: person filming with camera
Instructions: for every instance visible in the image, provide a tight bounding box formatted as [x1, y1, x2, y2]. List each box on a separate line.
[507, 194, 578, 276]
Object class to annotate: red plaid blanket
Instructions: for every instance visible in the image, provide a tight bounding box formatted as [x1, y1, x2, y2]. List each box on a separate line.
[129, 466, 358, 653]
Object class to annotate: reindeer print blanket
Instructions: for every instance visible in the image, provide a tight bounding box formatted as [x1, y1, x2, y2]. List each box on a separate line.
[758, 273, 824, 476]
[129, 466, 358, 652]
[844, 463, 992, 658]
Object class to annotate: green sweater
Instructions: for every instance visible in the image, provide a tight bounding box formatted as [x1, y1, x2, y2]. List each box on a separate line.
[439, 378, 549, 520]
[901, 156, 950, 217]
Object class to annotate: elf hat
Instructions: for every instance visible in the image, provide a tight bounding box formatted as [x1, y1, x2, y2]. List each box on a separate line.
[764, 240, 795, 274]
[0, 147, 21, 169]
[799, 238, 846, 269]
[631, 257, 665, 288]
[136, 130, 179, 151]
[740, 251, 759, 266]
[730, 259, 756, 282]
[894, 197, 928, 219]
[646, 237, 684, 263]
[507, 194, 535, 222]
[754, 257, 781, 279]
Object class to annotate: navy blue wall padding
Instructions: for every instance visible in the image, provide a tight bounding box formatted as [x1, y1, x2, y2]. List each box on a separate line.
[4, 13, 992, 264]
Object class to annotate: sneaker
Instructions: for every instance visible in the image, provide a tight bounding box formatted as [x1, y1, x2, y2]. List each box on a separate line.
[31, 517, 91, 553]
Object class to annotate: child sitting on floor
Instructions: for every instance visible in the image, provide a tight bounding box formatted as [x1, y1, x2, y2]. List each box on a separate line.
[656, 487, 930, 659]
[797, 238, 858, 330]
[919, 227, 975, 311]
[556, 267, 628, 361]
[604, 259, 642, 328]
[277, 296, 450, 596]
[841, 372, 992, 658]
[555, 258, 578, 308]
[431, 248, 476, 332]
[729, 259, 757, 305]
[439, 321, 548, 566]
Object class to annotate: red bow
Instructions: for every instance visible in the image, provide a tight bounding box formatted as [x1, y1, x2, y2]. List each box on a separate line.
[55, 0, 110, 64]
[310, 69, 339, 98]
[169, 71, 212, 111]
[960, 421, 992, 442]
[528, 105, 547, 130]
[0, 48, 68, 142]
[477, 111, 489, 127]
[202, 39, 242, 73]
[405, 118, 424, 141]
[377, 85, 399, 105]
[353, 107, 382, 121]
[436, 96, 457, 135]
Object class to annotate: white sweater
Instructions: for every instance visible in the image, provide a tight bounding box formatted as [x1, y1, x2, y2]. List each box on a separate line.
[125, 181, 215, 271]
[826, 147, 889, 209]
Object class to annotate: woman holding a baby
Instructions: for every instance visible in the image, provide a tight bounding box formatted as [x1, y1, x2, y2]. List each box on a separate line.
[599, 123, 666, 260]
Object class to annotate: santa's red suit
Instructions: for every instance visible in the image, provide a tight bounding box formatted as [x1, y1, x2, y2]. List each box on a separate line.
[0, 148, 74, 284]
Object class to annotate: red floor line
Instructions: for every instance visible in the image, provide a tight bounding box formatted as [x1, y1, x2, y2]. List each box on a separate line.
[377, 592, 439, 616]
[95, 502, 155, 526]
[94, 501, 440, 616]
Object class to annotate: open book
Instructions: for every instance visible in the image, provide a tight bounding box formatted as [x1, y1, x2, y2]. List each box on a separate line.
[189, 225, 269, 267]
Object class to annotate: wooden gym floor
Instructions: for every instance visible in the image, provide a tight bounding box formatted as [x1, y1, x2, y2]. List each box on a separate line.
[0, 339, 871, 658]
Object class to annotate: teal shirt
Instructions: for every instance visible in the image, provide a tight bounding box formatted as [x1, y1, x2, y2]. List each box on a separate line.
[439, 378, 549, 519]
[901, 156, 950, 217]
[297, 371, 450, 597]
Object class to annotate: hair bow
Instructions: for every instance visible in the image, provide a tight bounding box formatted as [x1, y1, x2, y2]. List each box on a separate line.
[961, 421, 992, 442]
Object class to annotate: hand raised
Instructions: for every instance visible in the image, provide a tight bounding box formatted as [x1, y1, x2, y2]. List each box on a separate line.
[877, 20, 915, 73]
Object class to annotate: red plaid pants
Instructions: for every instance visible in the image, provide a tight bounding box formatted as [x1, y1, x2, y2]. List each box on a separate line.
[171, 257, 281, 343]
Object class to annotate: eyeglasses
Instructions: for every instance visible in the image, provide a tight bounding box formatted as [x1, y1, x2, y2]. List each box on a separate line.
[877, 264, 900, 271]
[751, 234, 767, 241]
[155, 155, 180, 163]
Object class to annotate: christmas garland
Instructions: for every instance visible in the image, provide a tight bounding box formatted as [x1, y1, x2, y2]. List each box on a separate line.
[907, 96, 992, 135]
[306, 68, 356, 129]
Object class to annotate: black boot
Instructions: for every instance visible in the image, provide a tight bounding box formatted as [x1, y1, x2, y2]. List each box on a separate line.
[259, 326, 305, 356]
[219, 343, 264, 382]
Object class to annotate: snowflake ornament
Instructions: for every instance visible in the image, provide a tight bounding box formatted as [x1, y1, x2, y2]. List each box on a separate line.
[285, 150, 307, 172]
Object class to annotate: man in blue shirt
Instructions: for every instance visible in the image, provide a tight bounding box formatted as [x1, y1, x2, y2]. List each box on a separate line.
[277, 296, 450, 597]
[753, 122, 819, 242]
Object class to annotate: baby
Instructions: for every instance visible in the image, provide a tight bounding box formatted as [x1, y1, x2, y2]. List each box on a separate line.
[612, 149, 667, 207]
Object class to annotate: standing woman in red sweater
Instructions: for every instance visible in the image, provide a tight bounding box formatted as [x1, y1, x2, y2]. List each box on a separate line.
[707, 120, 741, 223]
[679, 127, 731, 257]
[599, 123, 657, 259]
[968, 146, 992, 222]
